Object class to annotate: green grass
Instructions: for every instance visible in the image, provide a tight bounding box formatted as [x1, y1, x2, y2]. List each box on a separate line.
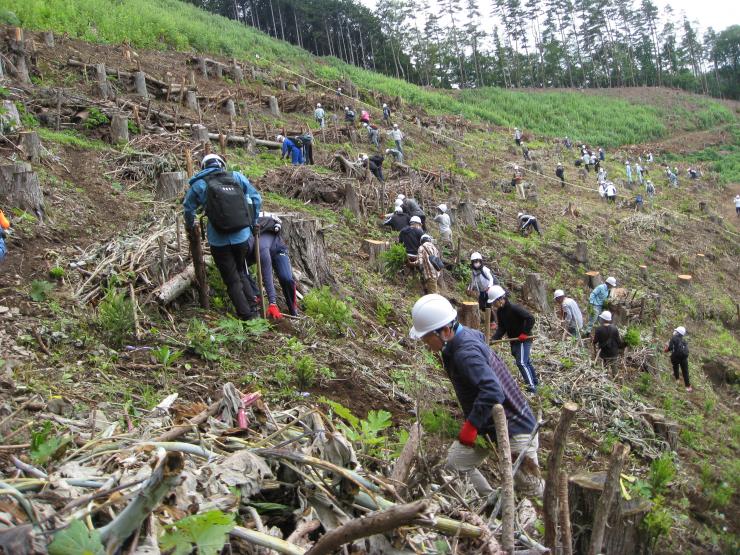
[664, 123, 740, 184]
[37, 128, 108, 150]
[10, 0, 735, 147]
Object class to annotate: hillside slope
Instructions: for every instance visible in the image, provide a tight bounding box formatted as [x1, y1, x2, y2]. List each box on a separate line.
[0, 15, 738, 555]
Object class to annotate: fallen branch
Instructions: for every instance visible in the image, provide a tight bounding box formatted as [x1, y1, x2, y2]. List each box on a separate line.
[153, 399, 221, 442]
[231, 526, 306, 555]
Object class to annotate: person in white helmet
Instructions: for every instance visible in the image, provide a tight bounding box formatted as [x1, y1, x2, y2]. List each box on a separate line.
[592, 310, 624, 369]
[183, 154, 262, 320]
[585, 276, 617, 333]
[665, 326, 691, 392]
[433, 204, 452, 246]
[388, 123, 404, 153]
[554, 290, 583, 337]
[467, 252, 500, 310]
[382, 103, 391, 123]
[514, 127, 522, 146]
[385, 147, 403, 164]
[383, 205, 410, 232]
[734, 194, 740, 216]
[517, 212, 541, 236]
[398, 216, 424, 258]
[408, 294, 541, 500]
[314, 103, 325, 128]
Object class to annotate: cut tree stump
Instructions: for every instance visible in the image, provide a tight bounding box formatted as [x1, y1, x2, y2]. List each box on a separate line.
[1, 100, 22, 132]
[19, 131, 42, 164]
[361, 239, 389, 273]
[458, 301, 480, 330]
[455, 201, 476, 227]
[222, 98, 236, 117]
[677, 274, 692, 287]
[343, 180, 362, 217]
[197, 57, 208, 77]
[214, 63, 223, 79]
[589, 443, 630, 555]
[191, 124, 209, 144]
[42, 31, 54, 48]
[639, 265, 648, 280]
[232, 62, 244, 83]
[524, 272, 549, 313]
[95, 63, 110, 100]
[569, 471, 650, 555]
[642, 411, 679, 451]
[574, 241, 588, 263]
[185, 90, 199, 112]
[156, 171, 187, 202]
[110, 113, 129, 144]
[585, 271, 602, 289]
[280, 214, 335, 287]
[9, 30, 30, 84]
[134, 71, 148, 99]
[269, 95, 281, 117]
[0, 162, 44, 221]
[668, 254, 681, 270]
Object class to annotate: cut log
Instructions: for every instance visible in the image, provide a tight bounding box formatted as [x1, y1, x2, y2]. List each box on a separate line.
[642, 412, 679, 451]
[269, 95, 281, 117]
[185, 90, 199, 112]
[589, 443, 630, 555]
[95, 63, 110, 100]
[677, 274, 692, 287]
[455, 201, 476, 227]
[361, 239, 389, 273]
[42, 31, 55, 48]
[134, 71, 148, 99]
[1, 100, 22, 132]
[569, 472, 651, 555]
[639, 265, 648, 280]
[222, 98, 236, 117]
[585, 271, 602, 289]
[574, 241, 588, 264]
[156, 171, 187, 202]
[493, 405, 515, 552]
[0, 162, 44, 221]
[110, 113, 129, 144]
[524, 272, 549, 313]
[389, 422, 421, 494]
[280, 214, 335, 287]
[156, 263, 194, 303]
[343, 180, 362, 217]
[458, 301, 480, 330]
[19, 131, 42, 164]
[191, 124, 209, 144]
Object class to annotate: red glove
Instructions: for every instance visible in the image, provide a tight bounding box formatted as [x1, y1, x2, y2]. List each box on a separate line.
[518, 333, 529, 342]
[266, 304, 283, 319]
[458, 420, 478, 447]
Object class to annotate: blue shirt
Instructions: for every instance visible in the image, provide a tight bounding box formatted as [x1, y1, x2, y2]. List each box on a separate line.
[182, 167, 262, 247]
[589, 283, 609, 307]
[281, 138, 299, 157]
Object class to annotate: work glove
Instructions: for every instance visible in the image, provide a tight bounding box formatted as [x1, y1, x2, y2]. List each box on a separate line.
[518, 333, 529, 342]
[458, 420, 478, 447]
[266, 303, 283, 320]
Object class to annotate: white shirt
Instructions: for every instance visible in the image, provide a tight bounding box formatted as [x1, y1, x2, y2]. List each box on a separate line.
[389, 129, 403, 141]
[562, 297, 583, 329]
[605, 184, 617, 197]
[735, 196, 740, 208]
[434, 213, 451, 234]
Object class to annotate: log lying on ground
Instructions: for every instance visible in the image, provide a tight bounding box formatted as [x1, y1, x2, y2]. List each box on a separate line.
[0, 162, 44, 221]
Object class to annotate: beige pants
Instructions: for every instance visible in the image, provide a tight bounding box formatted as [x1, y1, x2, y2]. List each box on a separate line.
[446, 433, 543, 499]
[423, 277, 439, 294]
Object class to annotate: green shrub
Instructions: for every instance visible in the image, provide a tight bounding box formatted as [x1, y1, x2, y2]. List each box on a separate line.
[84, 107, 109, 129]
[0, 9, 19, 26]
[380, 243, 408, 276]
[29, 280, 55, 302]
[641, 497, 673, 550]
[303, 286, 353, 334]
[421, 408, 459, 439]
[49, 266, 65, 280]
[649, 453, 676, 496]
[97, 287, 135, 347]
[623, 326, 641, 347]
[375, 296, 393, 326]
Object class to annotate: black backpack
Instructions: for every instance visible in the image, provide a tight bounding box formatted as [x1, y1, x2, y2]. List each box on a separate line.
[674, 337, 689, 358]
[204, 171, 254, 233]
[256, 215, 281, 235]
[289, 136, 304, 148]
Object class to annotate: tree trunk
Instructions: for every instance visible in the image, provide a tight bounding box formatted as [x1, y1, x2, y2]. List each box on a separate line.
[1, 100, 22, 132]
[389, 422, 421, 494]
[156, 171, 187, 202]
[361, 239, 389, 273]
[214, 63, 223, 79]
[458, 301, 480, 330]
[222, 98, 236, 117]
[585, 271, 602, 289]
[134, 71, 148, 99]
[269, 95, 281, 117]
[343, 180, 362, 217]
[639, 265, 648, 280]
[191, 124, 209, 144]
[574, 241, 588, 264]
[280, 215, 335, 287]
[156, 263, 195, 304]
[95, 63, 110, 100]
[42, 31, 55, 48]
[524, 272, 549, 313]
[232, 62, 244, 83]
[454, 201, 476, 227]
[589, 443, 630, 555]
[492, 405, 515, 553]
[9, 32, 30, 84]
[642, 411, 679, 451]
[185, 90, 199, 112]
[559, 470, 573, 555]
[0, 162, 44, 221]
[677, 274, 692, 287]
[110, 113, 129, 144]
[197, 57, 208, 78]
[186, 224, 209, 309]
[19, 131, 42, 164]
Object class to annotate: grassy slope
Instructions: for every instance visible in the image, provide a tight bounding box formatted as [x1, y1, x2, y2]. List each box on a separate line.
[5, 0, 736, 146]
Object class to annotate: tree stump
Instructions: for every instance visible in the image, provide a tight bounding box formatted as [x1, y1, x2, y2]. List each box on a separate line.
[110, 113, 129, 144]
[361, 239, 389, 273]
[232, 62, 244, 83]
[569, 472, 651, 555]
[134, 71, 148, 99]
[42, 31, 55, 48]
[0, 162, 44, 221]
[279, 79, 287, 91]
[524, 272, 549, 313]
[458, 301, 480, 330]
[1, 100, 22, 132]
[589, 443, 631, 555]
[197, 57, 208, 78]
[185, 90, 199, 112]
[269, 96, 281, 117]
[191, 124, 209, 144]
[668, 254, 681, 270]
[642, 412, 679, 451]
[9, 30, 30, 84]
[95, 63, 111, 100]
[699, 201, 707, 213]
[343, 180, 362, 217]
[574, 241, 588, 264]
[19, 131, 42, 164]
[156, 171, 187, 202]
[455, 201, 476, 227]
[214, 63, 223, 79]
[280, 214, 335, 287]
[585, 271, 602, 289]
[222, 98, 236, 117]
[677, 274, 692, 287]
[639, 265, 648, 280]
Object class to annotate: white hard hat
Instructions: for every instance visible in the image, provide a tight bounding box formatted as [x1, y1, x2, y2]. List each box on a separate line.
[420, 234, 433, 243]
[385, 149, 391, 154]
[276, 134, 285, 142]
[409, 294, 457, 339]
[470, 252, 483, 262]
[393, 123, 399, 128]
[410, 216, 422, 224]
[395, 206, 403, 213]
[397, 194, 406, 200]
[487, 285, 506, 304]
[599, 310, 612, 322]
[383, 103, 387, 107]
[345, 106, 349, 110]
[517, 212, 524, 218]
[438, 204, 448, 213]
[201, 154, 226, 169]
[553, 289, 565, 299]
[606, 276, 617, 286]
[674, 326, 686, 336]
[316, 103, 321, 108]
[394, 199, 403, 208]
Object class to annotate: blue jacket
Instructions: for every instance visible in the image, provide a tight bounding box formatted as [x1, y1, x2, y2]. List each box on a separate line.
[183, 167, 262, 247]
[281, 138, 299, 157]
[589, 283, 609, 307]
[442, 325, 536, 438]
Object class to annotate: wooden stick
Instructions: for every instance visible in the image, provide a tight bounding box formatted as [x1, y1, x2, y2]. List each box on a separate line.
[491, 335, 538, 344]
[389, 422, 421, 492]
[588, 442, 630, 555]
[186, 223, 209, 309]
[544, 402, 578, 551]
[483, 308, 492, 343]
[230, 526, 306, 555]
[493, 404, 515, 552]
[559, 470, 573, 555]
[153, 399, 221, 442]
[253, 228, 266, 317]
[305, 500, 431, 555]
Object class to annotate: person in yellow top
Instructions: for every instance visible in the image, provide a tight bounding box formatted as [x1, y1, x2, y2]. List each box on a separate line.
[0, 210, 10, 262]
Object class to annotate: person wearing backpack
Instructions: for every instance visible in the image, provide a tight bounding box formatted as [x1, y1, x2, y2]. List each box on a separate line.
[382, 103, 391, 123]
[247, 213, 298, 318]
[183, 154, 262, 320]
[277, 135, 303, 165]
[412, 234, 443, 294]
[665, 326, 691, 392]
[293, 133, 314, 165]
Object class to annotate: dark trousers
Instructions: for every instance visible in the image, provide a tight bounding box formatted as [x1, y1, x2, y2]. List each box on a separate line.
[672, 357, 690, 387]
[210, 241, 259, 320]
[523, 220, 541, 235]
[303, 142, 314, 165]
[477, 290, 488, 311]
[272, 247, 298, 315]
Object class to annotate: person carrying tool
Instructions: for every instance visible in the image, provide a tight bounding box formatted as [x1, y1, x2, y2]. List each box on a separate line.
[665, 326, 692, 392]
[467, 252, 499, 310]
[183, 154, 262, 320]
[277, 135, 303, 165]
[586, 276, 616, 333]
[488, 286, 538, 393]
[592, 310, 625, 368]
[314, 103, 325, 128]
[409, 294, 543, 501]
[554, 290, 583, 337]
[433, 204, 452, 246]
[247, 213, 298, 318]
[411, 234, 443, 294]
[0, 210, 10, 263]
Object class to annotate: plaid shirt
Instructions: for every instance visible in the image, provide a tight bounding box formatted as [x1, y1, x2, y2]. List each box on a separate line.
[415, 241, 441, 281]
[442, 325, 536, 438]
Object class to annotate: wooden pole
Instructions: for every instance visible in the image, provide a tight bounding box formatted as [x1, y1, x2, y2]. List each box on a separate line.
[588, 443, 630, 555]
[543, 402, 578, 551]
[492, 405, 515, 553]
[559, 470, 573, 555]
[185, 149, 194, 177]
[187, 224, 209, 309]
[254, 228, 266, 317]
[483, 308, 492, 343]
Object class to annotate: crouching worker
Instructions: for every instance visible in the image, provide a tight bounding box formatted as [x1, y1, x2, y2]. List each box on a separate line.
[183, 154, 262, 320]
[409, 294, 543, 501]
[277, 135, 303, 165]
[247, 213, 299, 319]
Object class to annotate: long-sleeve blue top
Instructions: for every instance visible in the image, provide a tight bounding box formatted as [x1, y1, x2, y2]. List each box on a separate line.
[589, 283, 609, 307]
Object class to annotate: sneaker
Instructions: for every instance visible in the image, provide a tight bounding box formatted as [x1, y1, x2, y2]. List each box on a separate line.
[686, 386, 693, 393]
